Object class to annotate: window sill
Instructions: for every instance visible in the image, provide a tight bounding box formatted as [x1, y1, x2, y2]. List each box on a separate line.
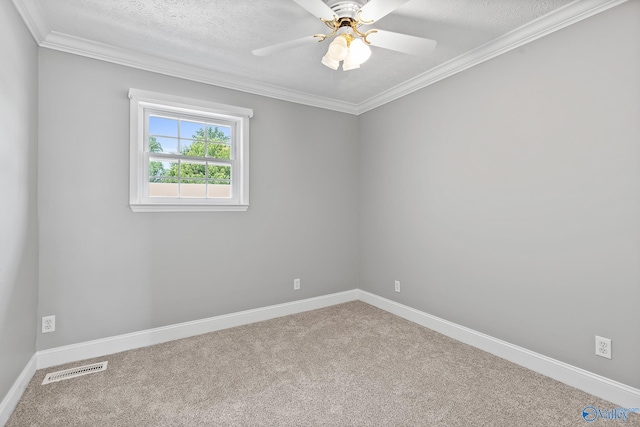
[130, 204, 249, 213]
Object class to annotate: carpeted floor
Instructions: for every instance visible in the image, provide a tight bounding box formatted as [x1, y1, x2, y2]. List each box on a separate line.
[7, 301, 639, 426]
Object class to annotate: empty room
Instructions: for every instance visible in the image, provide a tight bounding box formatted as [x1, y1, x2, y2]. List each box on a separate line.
[1, 0, 639, 425]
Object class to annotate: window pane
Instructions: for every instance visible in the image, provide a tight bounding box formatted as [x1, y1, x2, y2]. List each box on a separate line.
[148, 160, 172, 182]
[207, 164, 230, 182]
[149, 116, 178, 137]
[149, 136, 179, 155]
[148, 182, 179, 198]
[208, 162, 231, 198]
[209, 161, 231, 198]
[204, 125, 231, 158]
[180, 179, 206, 198]
[180, 161, 207, 180]
[208, 181, 231, 198]
[180, 120, 205, 140]
[180, 139, 206, 157]
[148, 160, 177, 197]
[208, 125, 231, 142]
[206, 143, 231, 159]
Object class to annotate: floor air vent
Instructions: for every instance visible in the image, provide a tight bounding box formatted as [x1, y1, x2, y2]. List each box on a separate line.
[42, 361, 108, 385]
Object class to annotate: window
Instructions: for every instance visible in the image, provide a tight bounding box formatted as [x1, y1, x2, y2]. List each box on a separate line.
[129, 89, 252, 212]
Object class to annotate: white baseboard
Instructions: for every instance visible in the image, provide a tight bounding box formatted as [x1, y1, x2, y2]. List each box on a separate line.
[357, 290, 640, 408]
[37, 289, 359, 370]
[3, 288, 639, 426]
[0, 353, 37, 427]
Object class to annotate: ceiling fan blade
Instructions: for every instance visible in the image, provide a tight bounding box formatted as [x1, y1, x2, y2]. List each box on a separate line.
[291, 0, 336, 20]
[252, 35, 319, 57]
[359, 0, 411, 22]
[367, 30, 436, 57]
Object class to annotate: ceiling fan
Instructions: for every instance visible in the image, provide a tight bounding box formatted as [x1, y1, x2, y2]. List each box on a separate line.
[252, 0, 436, 71]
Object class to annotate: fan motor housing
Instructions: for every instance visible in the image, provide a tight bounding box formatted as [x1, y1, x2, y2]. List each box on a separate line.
[325, 0, 369, 19]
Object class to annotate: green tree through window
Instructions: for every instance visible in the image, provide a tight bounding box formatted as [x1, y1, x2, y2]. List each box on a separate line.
[167, 126, 231, 184]
[148, 126, 231, 184]
[149, 136, 165, 182]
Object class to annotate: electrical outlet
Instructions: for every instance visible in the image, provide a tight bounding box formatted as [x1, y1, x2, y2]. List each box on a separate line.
[394, 280, 400, 293]
[42, 315, 55, 333]
[294, 278, 300, 290]
[595, 336, 611, 359]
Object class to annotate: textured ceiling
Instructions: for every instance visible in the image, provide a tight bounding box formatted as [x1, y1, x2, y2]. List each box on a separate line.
[11, 0, 623, 113]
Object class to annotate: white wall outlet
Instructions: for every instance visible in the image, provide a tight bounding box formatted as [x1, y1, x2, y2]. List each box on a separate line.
[595, 336, 611, 359]
[394, 280, 400, 293]
[294, 278, 300, 290]
[42, 315, 55, 333]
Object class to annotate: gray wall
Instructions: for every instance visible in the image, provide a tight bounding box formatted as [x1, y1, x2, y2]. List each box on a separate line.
[36, 50, 360, 350]
[0, 1, 40, 400]
[359, 1, 640, 388]
[4, 0, 638, 404]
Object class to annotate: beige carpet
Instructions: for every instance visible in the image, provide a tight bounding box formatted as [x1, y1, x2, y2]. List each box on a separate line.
[7, 302, 639, 426]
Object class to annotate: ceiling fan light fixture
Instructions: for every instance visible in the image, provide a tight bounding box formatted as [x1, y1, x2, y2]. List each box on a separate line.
[326, 35, 349, 61]
[327, 1, 368, 20]
[342, 54, 360, 71]
[348, 38, 371, 64]
[253, 0, 438, 74]
[321, 54, 340, 70]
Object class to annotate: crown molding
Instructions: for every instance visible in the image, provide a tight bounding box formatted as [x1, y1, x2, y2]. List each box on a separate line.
[356, 0, 629, 114]
[12, 0, 628, 115]
[40, 31, 362, 115]
[11, 0, 49, 42]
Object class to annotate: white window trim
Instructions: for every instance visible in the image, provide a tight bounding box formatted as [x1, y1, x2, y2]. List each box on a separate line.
[128, 89, 252, 212]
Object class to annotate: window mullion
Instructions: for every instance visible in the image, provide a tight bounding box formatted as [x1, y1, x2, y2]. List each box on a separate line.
[177, 159, 181, 197]
[149, 152, 232, 164]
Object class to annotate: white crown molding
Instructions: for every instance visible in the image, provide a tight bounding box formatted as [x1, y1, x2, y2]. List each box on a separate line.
[9, 0, 359, 114]
[356, 0, 629, 114]
[40, 31, 362, 115]
[10, 0, 49, 43]
[11, 0, 627, 115]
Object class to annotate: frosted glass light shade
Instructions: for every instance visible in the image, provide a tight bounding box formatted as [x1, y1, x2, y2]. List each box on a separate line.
[349, 38, 371, 65]
[342, 50, 360, 71]
[327, 36, 348, 61]
[321, 35, 372, 71]
[321, 54, 340, 70]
